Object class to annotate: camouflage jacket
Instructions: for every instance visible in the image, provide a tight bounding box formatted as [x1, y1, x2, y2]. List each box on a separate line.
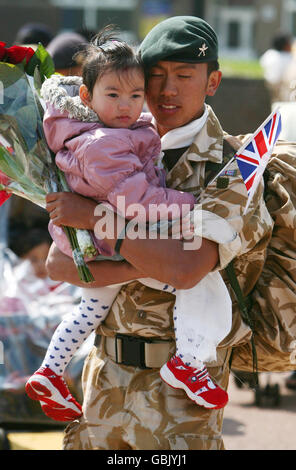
[96, 105, 296, 371]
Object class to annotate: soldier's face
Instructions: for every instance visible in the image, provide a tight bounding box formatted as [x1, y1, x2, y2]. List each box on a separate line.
[146, 61, 222, 137]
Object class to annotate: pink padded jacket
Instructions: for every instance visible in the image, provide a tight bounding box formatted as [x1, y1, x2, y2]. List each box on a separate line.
[41, 75, 195, 257]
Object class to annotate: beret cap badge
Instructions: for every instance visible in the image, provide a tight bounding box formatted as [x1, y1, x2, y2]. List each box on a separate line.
[198, 43, 208, 57]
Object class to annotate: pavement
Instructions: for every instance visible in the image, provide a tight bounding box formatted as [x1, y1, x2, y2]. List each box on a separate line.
[223, 371, 296, 450]
[5, 371, 296, 451]
[7, 430, 64, 450]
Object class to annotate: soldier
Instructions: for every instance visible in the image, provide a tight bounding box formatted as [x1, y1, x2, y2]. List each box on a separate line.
[46, 31, 87, 77]
[45, 17, 296, 449]
[259, 31, 293, 103]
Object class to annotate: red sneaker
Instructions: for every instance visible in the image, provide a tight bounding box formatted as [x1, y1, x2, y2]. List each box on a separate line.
[160, 355, 228, 409]
[25, 366, 82, 422]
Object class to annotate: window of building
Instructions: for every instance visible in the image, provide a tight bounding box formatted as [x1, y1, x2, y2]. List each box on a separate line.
[228, 21, 240, 48]
[61, 8, 84, 31]
[292, 11, 296, 35]
[282, 0, 296, 36]
[50, 0, 138, 42]
[207, 3, 255, 58]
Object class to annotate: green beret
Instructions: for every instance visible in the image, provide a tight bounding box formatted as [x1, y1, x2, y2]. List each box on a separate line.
[139, 16, 218, 69]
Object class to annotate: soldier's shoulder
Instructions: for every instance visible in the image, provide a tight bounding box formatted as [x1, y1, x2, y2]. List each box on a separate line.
[267, 139, 296, 172]
[273, 138, 296, 154]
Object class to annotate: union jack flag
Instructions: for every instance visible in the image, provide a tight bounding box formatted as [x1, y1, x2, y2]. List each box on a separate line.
[235, 108, 282, 213]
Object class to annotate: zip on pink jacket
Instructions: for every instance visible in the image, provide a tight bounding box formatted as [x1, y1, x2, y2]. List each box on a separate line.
[41, 75, 195, 257]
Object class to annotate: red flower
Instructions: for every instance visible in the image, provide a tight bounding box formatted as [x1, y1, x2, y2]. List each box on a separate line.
[0, 169, 9, 185]
[0, 41, 7, 61]
[0, 41, 35, 64]
[6, 45, 35, 64]
[0, 170, 10, 205]
[0, 170, 11, 206]
[0, 190, 11, 206]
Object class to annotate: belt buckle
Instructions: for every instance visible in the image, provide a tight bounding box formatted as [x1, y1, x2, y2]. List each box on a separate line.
[115, 334, 151, 369]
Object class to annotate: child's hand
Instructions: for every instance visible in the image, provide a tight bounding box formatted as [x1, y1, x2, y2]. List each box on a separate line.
[46, 192, 98, 230]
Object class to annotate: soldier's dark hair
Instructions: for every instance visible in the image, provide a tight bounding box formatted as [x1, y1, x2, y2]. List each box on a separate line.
[207, 60, 220, 77]
[76, 25, 144, 97]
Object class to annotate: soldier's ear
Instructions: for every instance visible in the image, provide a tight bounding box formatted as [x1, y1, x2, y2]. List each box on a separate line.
[80, 84, 92, 108]
[206, 70, 222, 97]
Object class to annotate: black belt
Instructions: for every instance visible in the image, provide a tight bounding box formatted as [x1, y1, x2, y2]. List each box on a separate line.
[94, 333, 173, 369]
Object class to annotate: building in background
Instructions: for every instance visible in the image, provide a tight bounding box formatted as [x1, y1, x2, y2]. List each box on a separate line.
[137, 0, 204, 40]
[205, 0, 256, 59]
[0, 0, 60, 45]
[51, 0, 141, 44]
[1, 0, 296, 58]
[205, 0, 296, 59]
[0, 0, 205, 46]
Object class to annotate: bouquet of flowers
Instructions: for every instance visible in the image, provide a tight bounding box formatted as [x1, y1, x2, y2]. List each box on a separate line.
[0, 41, 97, 282]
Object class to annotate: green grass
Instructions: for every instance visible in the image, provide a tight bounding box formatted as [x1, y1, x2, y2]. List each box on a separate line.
[219, 58, 264, 79]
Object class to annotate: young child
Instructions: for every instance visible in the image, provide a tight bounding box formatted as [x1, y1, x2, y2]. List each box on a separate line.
[25, 29, 233, 421]
[9, 224, 52, 280]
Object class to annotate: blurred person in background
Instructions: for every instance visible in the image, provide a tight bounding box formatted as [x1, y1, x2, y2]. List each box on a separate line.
[279, 38, 296, 103]
[285, 370, 296, 390]
[0, 223, 83, 407]
[9, 223, 52, 280]
[14, 22, 54, 48]
[259, 31, 293, 103]
[46, 31, 88, 76]
[77, 28, 97, 43]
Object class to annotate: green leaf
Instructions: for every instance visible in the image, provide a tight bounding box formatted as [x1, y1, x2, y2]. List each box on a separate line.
[33, 66, 43, 96]
[24, 52, 40, 77]
[25, 44, 55, 85]
[34, 43, 55, 79]
[0, 63, 24, 89]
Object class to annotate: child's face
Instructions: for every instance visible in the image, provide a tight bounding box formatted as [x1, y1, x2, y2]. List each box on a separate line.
[22, 242, 50, 279]
[82, 68, 145, 128]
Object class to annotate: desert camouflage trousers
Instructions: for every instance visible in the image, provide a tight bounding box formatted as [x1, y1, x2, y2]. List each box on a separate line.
[62, 339, 232, 450]
[62, 322, 296, 451]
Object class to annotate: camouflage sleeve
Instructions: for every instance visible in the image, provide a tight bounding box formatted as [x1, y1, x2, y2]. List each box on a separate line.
[197, 156, 274, 270]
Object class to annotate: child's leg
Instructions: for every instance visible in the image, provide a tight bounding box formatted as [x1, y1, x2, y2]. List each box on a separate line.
[173, 272, 232, 366]
[159, 274, 232, 409]
[25, 284, 122, 421]
[41, 285, 121, 375]
[139, 279, 202, 366]
[138, 277, 177, 294]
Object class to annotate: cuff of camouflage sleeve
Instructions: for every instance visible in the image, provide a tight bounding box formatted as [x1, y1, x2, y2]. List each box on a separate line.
[192, 209, 241, 270]
[216, 232, 241, 270]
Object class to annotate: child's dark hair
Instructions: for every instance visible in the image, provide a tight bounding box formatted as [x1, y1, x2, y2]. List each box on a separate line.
[9, 223, 51, 258]
[78, 25, 144, 97]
